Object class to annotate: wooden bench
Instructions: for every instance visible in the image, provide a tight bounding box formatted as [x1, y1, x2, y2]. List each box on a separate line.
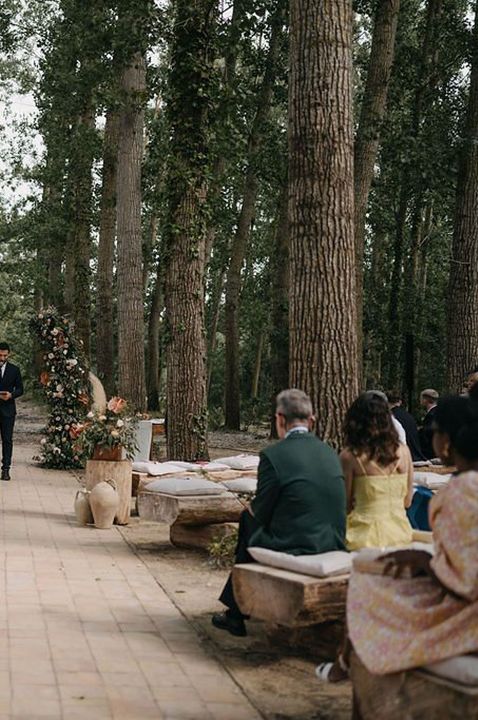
[232, 563, 348, 626]
[137, 489, 243, 550]
[350, 650, 478, 719]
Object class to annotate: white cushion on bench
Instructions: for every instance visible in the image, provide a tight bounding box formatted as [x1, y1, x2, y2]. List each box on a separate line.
[221, 477, 257, 494]
[248, 547, 352, 578]
[132, 461, 187, 476]
[414, 472, 451, 489]
[215, 454, 260, 470]
[145, 476, 228, 496]
[169, 461, 202, 471]
[197, 462, 233, 472]
[423, 654, 478, 686]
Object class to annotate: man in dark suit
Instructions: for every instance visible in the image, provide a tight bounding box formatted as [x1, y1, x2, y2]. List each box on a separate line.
[0, 343, 24, 480]
[387, 390, 426, 461]
[418, 388, 439, 460]
[212, 388, 346, 637]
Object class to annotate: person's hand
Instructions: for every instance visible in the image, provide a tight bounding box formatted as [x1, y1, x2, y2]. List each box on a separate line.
[380, 549, 432, 578]
[0, 391, 11, 401]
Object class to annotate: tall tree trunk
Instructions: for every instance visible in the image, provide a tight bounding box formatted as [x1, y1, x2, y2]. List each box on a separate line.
[207, 264, 227, 393]
[71, 109, 95, 359]
[97, 108, 119, 398]
[446, 1, 478, 392]
[163, 0, 217, 460]
[385, 0, 442, 387]
[354, 0, 401, 381]
[146, 257, 163, 411]
[269, 182, 289, 437]
[224, 0, 286, 429]
[289, 0, 358, 448]
[116, 51, 147, 412]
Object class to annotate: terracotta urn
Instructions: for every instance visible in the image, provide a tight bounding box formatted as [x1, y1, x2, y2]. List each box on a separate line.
[89, 479, 119, 529]
[92, 444, 122, 461]
[74, 489, 93, 526]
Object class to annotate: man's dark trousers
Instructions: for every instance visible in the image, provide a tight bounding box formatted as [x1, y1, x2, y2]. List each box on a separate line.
[219, 510, 259, 618]
[0, 415, 15, 471]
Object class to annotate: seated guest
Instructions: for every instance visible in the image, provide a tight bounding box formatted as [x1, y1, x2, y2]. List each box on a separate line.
[212, 388, 346, 637]
[318, 388, 478, 682]
[464, 365, 478, 395]
[418, 388, 439, 459]
[341, 392, 413, 551]
[387, 390, 425, 461]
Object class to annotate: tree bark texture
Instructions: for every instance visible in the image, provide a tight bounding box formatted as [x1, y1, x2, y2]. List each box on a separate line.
[289, 0, 358, 448]
[146, 258, 163, 411]
[163, 0, 217, 460]
[96, 108, 119, 398]
[116, 51, 147, 412]
[224, 0, 286, 429]
[354, 0, 401, 381]
[269, 182, 289, 437]
[70, 109, 95, 360]
[446, 1, 478, 392]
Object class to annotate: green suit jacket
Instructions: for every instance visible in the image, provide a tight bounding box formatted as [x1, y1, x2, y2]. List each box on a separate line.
[249, 432, 346, 554]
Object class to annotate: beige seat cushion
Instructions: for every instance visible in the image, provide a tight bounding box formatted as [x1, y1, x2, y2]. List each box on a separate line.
[132, 461, 187, 476]
[215, 454, 260, 471]
[145, 476, 228, 496]
[221, 477, 257, 494]
[423, 654, 478, 686]
[248, 547, 352, 578]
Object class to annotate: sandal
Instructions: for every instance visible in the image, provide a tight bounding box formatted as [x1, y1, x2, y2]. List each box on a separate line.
[315, 654, 349, 683]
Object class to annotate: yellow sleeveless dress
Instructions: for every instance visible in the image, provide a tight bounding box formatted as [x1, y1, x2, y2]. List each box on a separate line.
[346, 458, 413, 551]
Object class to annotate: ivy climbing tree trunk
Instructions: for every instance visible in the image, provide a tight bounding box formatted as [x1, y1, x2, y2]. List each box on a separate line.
[224, 0, 286, 429]
[70, 108, 95, 360]
[269, 181, 289, 437]
[289, 0, 358, 448]
[97, 108, 119, 398]
[447, 0, 478, 392]
[116, 37, 147, 412]
[354, 0, 400, 381]
[163, 0, 217, 460]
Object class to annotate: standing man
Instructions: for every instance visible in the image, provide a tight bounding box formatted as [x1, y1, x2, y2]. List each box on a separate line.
[418, 388, 439, 459]
[0, 343, 24, 480]
[211, 389, 346, 637]
[387, 390, 425, 461]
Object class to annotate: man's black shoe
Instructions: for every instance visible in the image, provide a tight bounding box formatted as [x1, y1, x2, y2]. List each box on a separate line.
[1, 470, 10, 481]
[211, 612, 247, 637]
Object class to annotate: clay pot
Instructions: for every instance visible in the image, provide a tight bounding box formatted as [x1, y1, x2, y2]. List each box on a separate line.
[89, 479, 119, 529]
[74, 489, 93, 526]
[92, 445, 122, 461]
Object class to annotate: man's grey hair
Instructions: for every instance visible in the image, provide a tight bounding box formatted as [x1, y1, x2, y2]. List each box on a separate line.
[420, 388, 439, 402]
[276, 389, 313, 423]
[365, 390, 388, 403]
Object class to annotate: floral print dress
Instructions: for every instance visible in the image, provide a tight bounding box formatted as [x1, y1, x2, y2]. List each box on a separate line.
[347, 471, 478, 674]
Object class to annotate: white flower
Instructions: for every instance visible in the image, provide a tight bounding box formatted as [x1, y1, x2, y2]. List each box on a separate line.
[53, 447, 61, 455]
[116, 419, 124, 428]
[40, 438, 47, 445]
[48, 353, 54, 359]
[56, 384, 63, 392]
[87, 411, 94, 419]
[63, 350, 68, 355]
[52, 328, 59, 336]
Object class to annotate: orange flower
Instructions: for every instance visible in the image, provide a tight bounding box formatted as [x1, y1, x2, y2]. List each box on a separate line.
[40, 371, 49, 386]
[69, 423, 85, 439]
[107, 396, 127, 414]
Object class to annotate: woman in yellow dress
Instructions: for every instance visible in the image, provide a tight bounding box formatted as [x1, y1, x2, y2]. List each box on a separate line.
[340, 391, 413, 550]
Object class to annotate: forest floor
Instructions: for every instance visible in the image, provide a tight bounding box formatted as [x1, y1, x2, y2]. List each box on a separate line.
[12, 399, 352, 720]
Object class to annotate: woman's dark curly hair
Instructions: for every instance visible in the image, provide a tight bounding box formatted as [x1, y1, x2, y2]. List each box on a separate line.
[434, 390, 478, 462]
[343, 392, 399, 466]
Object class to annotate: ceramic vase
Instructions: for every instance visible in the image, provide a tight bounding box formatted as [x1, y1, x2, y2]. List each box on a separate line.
[89, 479, 119, 529]
[92, 445, 122, 461]
[74, 489, 93, 526]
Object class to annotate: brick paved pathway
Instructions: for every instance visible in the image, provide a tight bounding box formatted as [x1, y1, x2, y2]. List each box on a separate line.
[0, 447, 261, 720]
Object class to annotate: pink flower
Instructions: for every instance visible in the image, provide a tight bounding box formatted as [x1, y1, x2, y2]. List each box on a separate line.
[107, 397, 127, 414]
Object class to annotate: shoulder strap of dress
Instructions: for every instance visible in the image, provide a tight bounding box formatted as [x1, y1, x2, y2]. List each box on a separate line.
[355, 455, 368, 475]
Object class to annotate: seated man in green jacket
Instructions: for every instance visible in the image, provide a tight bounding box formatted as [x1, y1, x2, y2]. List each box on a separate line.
[212, 388, 347, 637]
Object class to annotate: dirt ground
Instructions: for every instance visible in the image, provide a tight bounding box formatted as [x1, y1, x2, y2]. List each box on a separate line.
[18, 399, 352, 720]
